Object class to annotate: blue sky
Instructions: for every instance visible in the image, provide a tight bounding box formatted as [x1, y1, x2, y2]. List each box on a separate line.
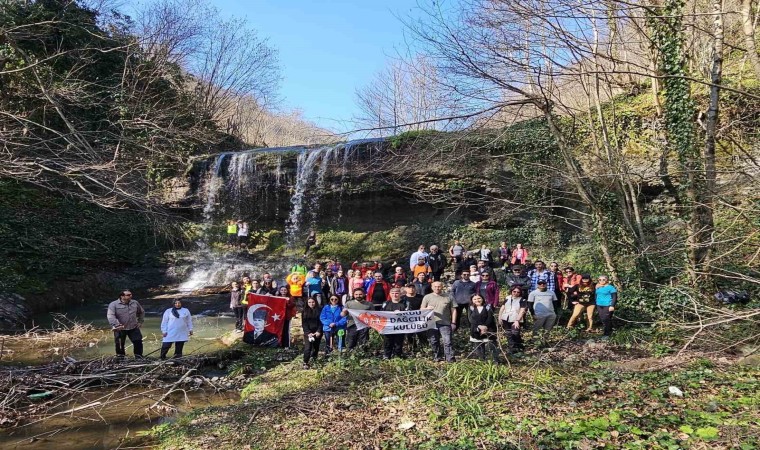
[210, 0, 422, 133]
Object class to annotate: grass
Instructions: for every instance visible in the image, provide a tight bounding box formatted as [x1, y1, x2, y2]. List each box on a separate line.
[147, 331, 759, 450]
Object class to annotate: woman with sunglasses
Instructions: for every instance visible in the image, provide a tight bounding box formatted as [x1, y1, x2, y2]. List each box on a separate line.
[499, 286, 527, 353]
[566, 274, 596, 332]
[595, 276, 618, 338]
[319, 295, 347, 354]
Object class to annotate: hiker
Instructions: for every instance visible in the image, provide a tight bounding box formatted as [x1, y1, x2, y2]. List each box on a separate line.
[278, 285, 297, 348]
[382, 288, 407, 359]
[460, 252, 478, 276]
[237, 221, 250, 248]
[499, 286, 527, 353]
[261, 275, 277, 295]
[226, 220, 238, 246]
[450, 270, 477, 330]
[160, 299, 193, 359]
[343, 288, 373, 350]
[351, 260, 379, 278]
[548, 262, 564, 322]
[349, 271, 365, 299]
[290, 261, 308, 277]
[528, 280, 558, 346]
[413, 271, 432, 296]
[427, 245, 447, 281]
[331, 269, 349, 302]
[301, 296, 323, 368]
[229, 281, 244, 332]
[241, 276, 253, 298]
[286, 272, 306, 307]
[511, 243, 528, 266]
[506, 265, 531, 299]
[304, 230, 317, 257]
[469, 265, 481, 283]
[366, 271, 391, 311]
[328, 258, 343, 273]
[421, 281, 458, 363]
[562, 266, 590, 311]
[497, 242, 511, 270]
[412, 256, 432, 279]
[476, 259, 496, 280]
[107, 290, 145, 358]
[595, 275, 618, 338]
[566, 274, 596, 332]
[392, 265, 408, 287]
[409, 244, 429, 271]
[402, 284, 427, 352]
[320, 295, 347, 355]
[528, 261, 555, 293]
[448, 240, 465, 272]
[474, 271, 500, 308]
[305, 271, 324, 306]
[468, 294, 499, 362]
[478, 244, 493, 266]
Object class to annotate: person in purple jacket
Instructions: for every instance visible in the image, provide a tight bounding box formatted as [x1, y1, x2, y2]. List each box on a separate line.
[474, 272, 500, 308]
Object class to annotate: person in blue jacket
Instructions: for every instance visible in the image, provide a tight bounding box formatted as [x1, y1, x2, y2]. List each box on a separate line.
[595, 275, 618, 338]
[305, 271, 325, 305]
[320, 295, 347, 354]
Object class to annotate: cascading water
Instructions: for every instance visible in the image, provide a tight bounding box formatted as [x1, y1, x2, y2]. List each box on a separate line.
[180, 138, 386, 292]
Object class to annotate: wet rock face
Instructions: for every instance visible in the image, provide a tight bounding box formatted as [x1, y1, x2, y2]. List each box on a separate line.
[0, 292, 32, 331]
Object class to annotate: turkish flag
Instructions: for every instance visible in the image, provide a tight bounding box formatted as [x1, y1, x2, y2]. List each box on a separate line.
[243, 293, 287, 347]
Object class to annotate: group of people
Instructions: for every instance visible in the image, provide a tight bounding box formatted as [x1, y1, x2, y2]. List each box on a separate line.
[106, 290, 194, 359]
[230, 240, 619, 367]
[225, 219, 251, 248]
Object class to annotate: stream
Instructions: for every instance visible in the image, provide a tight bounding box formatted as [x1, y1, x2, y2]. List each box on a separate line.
[0, 291, 245, 449]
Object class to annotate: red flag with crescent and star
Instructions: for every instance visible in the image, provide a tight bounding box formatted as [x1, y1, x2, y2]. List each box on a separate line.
[243, 293, 287, 347]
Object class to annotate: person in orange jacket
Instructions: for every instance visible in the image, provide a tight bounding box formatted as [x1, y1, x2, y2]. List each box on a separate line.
[286, 272, 306, 307]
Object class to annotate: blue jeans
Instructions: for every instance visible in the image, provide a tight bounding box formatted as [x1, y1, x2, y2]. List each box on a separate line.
[428, 324, 454, 362]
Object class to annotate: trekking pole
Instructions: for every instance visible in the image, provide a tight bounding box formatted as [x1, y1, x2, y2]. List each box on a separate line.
[337, 329, 345, 365]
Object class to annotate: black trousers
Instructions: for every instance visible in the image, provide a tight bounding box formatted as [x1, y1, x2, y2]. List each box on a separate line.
[345, 325, 369, 349]
[431, 271, 443, 281]
[233, 307, 245, 330]
[501, 320, 524, 351]
[281, 319, 291, 348]
[454, 304, 469, 329]
[303, 334, 322, 364]
[160, 341, 185, 359]
[383, 334, 405, 358]
[472, 339, 499, 361]
[406, 330, 428, 350]
[114, 328, 143, 357]
[597, 306, 614, 336]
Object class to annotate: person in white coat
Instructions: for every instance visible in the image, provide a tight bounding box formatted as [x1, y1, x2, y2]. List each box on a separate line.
[160, 299, 193, 359]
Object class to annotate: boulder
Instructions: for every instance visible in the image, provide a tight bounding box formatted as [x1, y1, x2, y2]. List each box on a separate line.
[0, 292, 32, 331]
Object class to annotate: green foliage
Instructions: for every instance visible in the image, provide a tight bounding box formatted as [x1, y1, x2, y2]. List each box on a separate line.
[0, 180, 165, 293]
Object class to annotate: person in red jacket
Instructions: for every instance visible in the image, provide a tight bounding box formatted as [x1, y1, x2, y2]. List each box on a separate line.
[511, 243, 529, 266]
[351, 260, 379, 278]
[366, 271, 391, 310]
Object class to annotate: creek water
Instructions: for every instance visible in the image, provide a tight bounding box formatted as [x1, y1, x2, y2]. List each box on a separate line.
[0, 292, 242, 449]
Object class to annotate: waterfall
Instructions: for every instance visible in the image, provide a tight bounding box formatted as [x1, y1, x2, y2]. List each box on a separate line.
[179, 138, 386, 292]
[202, 153, 230, 222]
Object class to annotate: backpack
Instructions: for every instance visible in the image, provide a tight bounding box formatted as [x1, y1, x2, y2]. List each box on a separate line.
[714, 290, 751, 305]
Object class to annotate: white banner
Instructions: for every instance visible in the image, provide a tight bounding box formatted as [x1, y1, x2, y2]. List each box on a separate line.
[346, 309, 435, 334]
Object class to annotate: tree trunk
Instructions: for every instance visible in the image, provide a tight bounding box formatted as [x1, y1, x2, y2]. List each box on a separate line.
[741, 0, 760, 80]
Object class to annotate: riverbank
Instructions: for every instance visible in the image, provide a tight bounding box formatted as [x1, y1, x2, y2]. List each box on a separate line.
[147, 337, 759, 450]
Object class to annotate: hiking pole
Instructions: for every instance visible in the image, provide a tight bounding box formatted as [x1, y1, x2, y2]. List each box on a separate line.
[337, 328, 345, 365]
